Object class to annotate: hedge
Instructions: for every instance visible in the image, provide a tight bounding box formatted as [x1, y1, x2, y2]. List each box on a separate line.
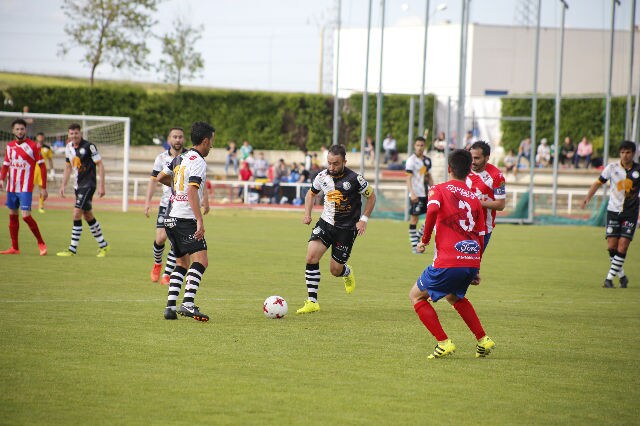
[3, 85, 434, 151]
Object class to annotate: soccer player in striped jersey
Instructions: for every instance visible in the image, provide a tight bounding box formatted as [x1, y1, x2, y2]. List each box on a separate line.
[144, 127, 186, 285]
[410, 149, 495, 359]
[0, 118, 48, 255]
[296, 144, 376, 315]
[466, 141, 506, 249]
[582, 140, 640, 289]
[156, 121, 215, 322]
[57, 123, 110, 257]
[405, 136, 433, 253]
[33, 132, 54, 213]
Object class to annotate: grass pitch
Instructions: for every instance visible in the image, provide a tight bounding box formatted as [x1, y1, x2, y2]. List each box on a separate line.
[0, 208, 638, 424]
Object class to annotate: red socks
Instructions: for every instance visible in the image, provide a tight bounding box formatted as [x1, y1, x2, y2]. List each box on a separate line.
[8, 214, 19, 249]
[413, 300, 448, 341]
[453, 298, 486, 340]
[23, 215, 45, 245]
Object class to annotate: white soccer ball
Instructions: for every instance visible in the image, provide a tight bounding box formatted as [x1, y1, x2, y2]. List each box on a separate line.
[263, 295, 288, 319]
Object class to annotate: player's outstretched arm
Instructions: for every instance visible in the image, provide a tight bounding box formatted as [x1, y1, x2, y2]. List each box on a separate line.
[356, 191, 376, 236]
[59, 163, 72, 197]
[302, 188, 315, 225]
[582, 180, 602, 209]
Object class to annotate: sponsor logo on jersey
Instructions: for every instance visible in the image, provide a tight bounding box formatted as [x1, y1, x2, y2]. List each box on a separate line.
[454, 239, 481, 254]
[327, 189, 347, 205]
[190, 155, 197, 160]
[171, 194, 189, 202]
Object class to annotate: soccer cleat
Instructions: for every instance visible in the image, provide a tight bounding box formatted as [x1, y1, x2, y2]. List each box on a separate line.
[38, 208, 45, 214]
[427, 339, 456, 359]
[38, 243, 48, 256]
[603, 279, 615, 289]
[96, 245, 111, 258]
[150, 264, 162, 282]
[0, 247, 20, 255]
[475, 336, 496, 358]
[178, 304, 209, 322]
[164, 307, 177, 320]
[296, 300, 320, 315]
[56, 250, 75, 257]
[343, 265, 356, 294]
[160, 274, 171, 285]
[619, 276, 629, 288]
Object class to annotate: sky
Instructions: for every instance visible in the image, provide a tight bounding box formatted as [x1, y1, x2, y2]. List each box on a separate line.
[0, 0, 638, 94]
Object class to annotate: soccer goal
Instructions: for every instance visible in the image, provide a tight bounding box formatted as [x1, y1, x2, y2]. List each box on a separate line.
[0, 111, 131, 212]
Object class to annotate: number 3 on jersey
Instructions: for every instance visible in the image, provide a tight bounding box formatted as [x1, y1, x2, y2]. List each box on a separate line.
[458, 200, 475, 231]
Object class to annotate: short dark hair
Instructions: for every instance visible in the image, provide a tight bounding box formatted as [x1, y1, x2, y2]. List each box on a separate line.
[415, 136, 426, 143]
[448, 149, 472, 180]
[68, 123, 81, 131]
[168, 127, 183, 136]
[328, 144, 346, 159]
[620, 140, 637, 153]
[36, 132, 45, 137]
[190, 121, 215, 146]
[470, 141, 491, 156]
[11, 118, 27, 128]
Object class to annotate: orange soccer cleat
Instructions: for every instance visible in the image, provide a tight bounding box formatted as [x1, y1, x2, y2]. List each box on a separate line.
[150, 264, 162, 282]
[38, 243, 48, 256]
[0, 247, 20, 255]
[160, 274, 171, 285]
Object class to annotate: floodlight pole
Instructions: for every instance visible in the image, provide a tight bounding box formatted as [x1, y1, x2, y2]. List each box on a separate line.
[625, 0, 637, 139]
[552, 0, 568, 216]
[528, 0, 542, 222]
[374, 0, 386, 194]
[604, 0, 621, 167]
[332, 0, 342, 146]
[418, 0, 431, 137]
[360, 0, 373, 176]
[456, 0, 471, 148]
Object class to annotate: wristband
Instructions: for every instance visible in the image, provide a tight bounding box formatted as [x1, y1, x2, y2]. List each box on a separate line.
[360, 215, 369, 222]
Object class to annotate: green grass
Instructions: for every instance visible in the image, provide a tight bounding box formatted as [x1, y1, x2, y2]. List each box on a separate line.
[0, 208, 639, 424]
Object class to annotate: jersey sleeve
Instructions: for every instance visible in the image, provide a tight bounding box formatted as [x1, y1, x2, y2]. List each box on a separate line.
[356, 174, 374, 197]
[405, 156, 414, 174]
[493, 171, 507, 199]
[89, 143, 102, 163]
[151, 154, 164, 178]
[599, 164, 614, 183]
[188, 158, 206, 188]
[311, 173, 322, 194]
[65, 143, 72, 163]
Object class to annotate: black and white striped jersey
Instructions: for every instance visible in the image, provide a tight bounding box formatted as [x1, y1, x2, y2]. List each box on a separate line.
[310, 167, 373, 229]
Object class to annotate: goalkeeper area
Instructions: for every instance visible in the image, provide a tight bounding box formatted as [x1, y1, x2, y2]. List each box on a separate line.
[0, 111, 131, 211]
[0, 209, 638, 424]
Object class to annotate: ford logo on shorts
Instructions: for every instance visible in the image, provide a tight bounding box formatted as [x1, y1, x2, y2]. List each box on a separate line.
[454, 240, 480, 254]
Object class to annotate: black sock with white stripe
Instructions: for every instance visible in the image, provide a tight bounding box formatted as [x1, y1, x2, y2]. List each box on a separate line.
[153, 242, 164, 265]
[305, 263, 320, 302]
[182, 262, 206, 307]
[609, 248, 625, 278]
[166, 266, 187, 311]
[164, 250, 176, 276]
[87, 218, 108, 249]
[68, 219, 82, 253]
[607, 252, 626, 280]
[409, 224, 418, 250]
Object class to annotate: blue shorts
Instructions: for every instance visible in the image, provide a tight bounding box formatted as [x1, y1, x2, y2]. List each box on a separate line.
[5, 192, 33, 211]
[416, 266, 479, 302]
[484, 232, 492, 249]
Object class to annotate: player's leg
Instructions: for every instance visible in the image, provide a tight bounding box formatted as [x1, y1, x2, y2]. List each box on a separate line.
[178, 248, 209, 321]
[296, 240, 327, 314]
[18, 193, 46, 255]
[1, 194, 21, 254]
[613, 237, 632, 288]
[163, 219, 187, 319]
[603, 212, 624, 288]
[328, 227, 357, 293]
[409, 269, 454, 359]
[408, 213, 420, 252]
[58, 189, 90, 256]
[81, 191, 109, 257]
[151, 209, 168, 282]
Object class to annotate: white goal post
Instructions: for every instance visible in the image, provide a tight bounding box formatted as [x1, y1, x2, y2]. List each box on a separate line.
[0, 111, 131, 212]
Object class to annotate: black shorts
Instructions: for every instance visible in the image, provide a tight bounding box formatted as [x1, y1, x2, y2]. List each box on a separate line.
[164, 217, 208, 258]
[606, 211, 638, 240]
[309, 219, 357, 264]
[75, 186, 95, 211]
[409, 196, 427, 216]
[156, 206, 168, 229]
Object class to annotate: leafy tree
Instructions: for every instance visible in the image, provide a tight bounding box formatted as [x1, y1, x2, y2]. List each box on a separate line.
[158, 18, 205, 91]
[59, 0, 158, 86]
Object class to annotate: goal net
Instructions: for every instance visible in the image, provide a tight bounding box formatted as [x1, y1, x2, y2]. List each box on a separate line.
[0, 111, 131, 211]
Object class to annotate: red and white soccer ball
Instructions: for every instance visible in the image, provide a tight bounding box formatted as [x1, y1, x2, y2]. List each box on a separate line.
[263, 295, 288, 319]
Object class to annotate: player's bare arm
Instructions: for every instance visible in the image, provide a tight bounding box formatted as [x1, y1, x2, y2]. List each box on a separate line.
[187, 184, 205, 240]
[59, 163, 72, 197]
[582, 180, 603, 209]
[302, 188, 315, 225]
[202, 183, 210, 215]
[96, 160, 106, 197]
[155, 172, 173, 187]
[406, 173, 417, 202]
[356, 191, 376, 236]
[144, 177, 158, 217]
[481, 198, 506, 211]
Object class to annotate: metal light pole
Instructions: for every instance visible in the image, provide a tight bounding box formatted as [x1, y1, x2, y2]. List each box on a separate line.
[331, 0, 342, 146]
[551, 0, 568, 216]
[626, 0, 637, 139]
[528, 0, 542, 222]
[456, 0, 471, 148]
[604, 0, 621, 167]
[360, 0, 373, 176]
[374, 0, 387, 194]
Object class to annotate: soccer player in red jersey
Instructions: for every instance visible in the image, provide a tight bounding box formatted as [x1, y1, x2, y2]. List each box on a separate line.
[0, 118, 48, 255]
[466, 141, 506, 249]
[409, 149, 495, 359]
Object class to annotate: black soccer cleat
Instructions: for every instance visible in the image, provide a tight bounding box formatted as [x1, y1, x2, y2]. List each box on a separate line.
[164, 307, 178, 320]
[619, 276, 629, 288]
[178, 304, 209, 322]
[603, 279, 615, 289]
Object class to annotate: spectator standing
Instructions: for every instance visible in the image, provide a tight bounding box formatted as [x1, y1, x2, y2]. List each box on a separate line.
[224, 140, 238, 175]
[253, 152, 269, 179]
[574, 137, 593, 169]
[559, 137, 575, 167]
[238, 160, 253, 199]
[382, 133, 397, 164]
[432, 131, 447, 153]
[320, 144, 329, 168]
[272, 158, 289, 204]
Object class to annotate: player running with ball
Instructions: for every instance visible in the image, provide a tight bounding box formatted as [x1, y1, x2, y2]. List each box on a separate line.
[409, 149, 495, 359]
